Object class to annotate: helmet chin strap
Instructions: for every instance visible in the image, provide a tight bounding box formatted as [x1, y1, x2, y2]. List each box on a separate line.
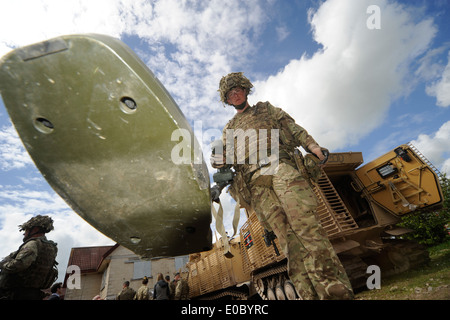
[23, 227, 43, 241]
[233, 99, 248, 110]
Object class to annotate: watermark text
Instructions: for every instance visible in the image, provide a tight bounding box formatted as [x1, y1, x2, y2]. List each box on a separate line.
[367, 5, 381, 30]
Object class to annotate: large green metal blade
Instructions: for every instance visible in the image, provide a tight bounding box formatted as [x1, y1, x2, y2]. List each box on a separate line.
[0, 34, 212, 258]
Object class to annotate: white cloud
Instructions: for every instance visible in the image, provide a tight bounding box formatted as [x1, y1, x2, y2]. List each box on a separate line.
[250, 0, 437, 150]
[0, 0, 125, 57]
[410, 120, 450, 176]
[129, 0, 270, 127]
[416, 46, 449, 82]
[276, 25, 290, 42]
[0, 125, 34, 171]
[426, 50, 450, 107]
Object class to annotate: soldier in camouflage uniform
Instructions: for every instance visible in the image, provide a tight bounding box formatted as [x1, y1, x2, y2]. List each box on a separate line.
[117, 281, 136, 300]
[135, 277, 150, 300]
[211, 72, 353, 300]
[0, 215, 58, 300]
[172, 272, 189, 300]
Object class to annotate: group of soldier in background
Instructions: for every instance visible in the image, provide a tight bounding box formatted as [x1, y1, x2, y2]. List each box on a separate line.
[116, 272, 189, 300]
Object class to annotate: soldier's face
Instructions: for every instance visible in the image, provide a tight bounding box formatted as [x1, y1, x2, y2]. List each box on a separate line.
[22, 226, 39, 241]
[23, 228, 31, 241]
[226, 87, 246, 106]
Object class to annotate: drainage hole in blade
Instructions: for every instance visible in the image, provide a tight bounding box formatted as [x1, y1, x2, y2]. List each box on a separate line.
[120, 97, 137, 114]
[130, 236, 141, 244]
[34, 117, 54, 134]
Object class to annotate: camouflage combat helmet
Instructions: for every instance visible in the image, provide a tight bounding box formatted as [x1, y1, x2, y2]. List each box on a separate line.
[218, 72, 253, 104]
[19, 215, 54, 233]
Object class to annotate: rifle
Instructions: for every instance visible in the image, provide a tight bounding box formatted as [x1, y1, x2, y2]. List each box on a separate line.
[263, 229, 280, 256]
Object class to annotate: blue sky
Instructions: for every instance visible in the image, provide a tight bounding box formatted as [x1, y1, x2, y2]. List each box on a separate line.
[0, 0, 449, 282]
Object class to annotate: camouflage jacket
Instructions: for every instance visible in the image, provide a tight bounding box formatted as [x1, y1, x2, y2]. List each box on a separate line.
[174, 279, 189, 300]
[117, 287, 136, 300]
[222, 101, 319, 175]
[135, 285, 150, 300]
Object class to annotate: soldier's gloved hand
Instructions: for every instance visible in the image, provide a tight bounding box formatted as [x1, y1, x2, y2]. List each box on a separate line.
[319, 148, 329, 165]
[210, 154, 226, 168]
[311, 147, 329, 166]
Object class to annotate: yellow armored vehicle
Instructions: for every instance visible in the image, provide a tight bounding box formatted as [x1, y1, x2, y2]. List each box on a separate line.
[188, 144, 444, 299]
[188, 238, 251, 300]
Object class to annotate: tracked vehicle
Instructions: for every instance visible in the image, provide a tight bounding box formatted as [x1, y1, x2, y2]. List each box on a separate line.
[188, 144, 444, 299]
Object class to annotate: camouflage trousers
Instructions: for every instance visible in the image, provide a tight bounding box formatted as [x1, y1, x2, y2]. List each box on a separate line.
[249, 162, 354, 300]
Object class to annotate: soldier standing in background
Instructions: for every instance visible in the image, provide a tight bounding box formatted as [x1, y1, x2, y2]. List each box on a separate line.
[135, 276, 150, 300]
[0, 215, 58, 300]
[116, 281, 136, 300]
[211, 72, 354, 300]
[173, 272, 189, 300]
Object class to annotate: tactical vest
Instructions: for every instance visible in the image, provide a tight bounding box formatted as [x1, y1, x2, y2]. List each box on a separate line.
[224, 101, 320, 200]
[8, 237, 58, 289]
[224, 101, 285, 175]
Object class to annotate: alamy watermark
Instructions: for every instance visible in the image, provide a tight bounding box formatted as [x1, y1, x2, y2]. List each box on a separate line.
[171, 121, 280, 175]
[366, 265, 381, 290]
[367, 5, 381, 30]
[66, 265, 81, 290]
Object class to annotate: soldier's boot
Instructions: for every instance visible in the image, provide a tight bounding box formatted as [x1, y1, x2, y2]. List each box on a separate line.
[325, 283, 354, 300]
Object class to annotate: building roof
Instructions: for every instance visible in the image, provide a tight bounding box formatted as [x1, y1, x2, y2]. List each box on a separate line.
[63, 244, 119, 290]
[67, 244, 118, 273]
